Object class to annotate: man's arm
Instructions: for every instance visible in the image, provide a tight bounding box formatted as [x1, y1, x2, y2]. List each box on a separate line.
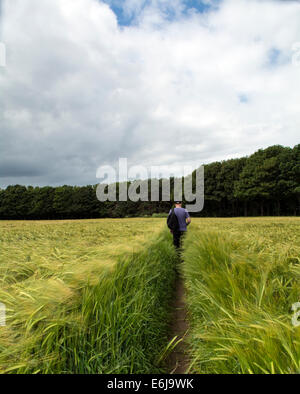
[185, 209, 191, 225]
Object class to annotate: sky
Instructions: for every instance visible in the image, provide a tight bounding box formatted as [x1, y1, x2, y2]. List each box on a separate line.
[0, 0, 300, 187]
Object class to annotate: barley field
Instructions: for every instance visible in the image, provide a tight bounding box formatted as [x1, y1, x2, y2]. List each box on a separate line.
[0, 217, 299, 374]
[0, 218, 176, 373]
[183, 217, 300, 374]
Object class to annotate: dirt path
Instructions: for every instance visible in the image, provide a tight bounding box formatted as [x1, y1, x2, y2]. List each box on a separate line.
[165, 274, 190, 374]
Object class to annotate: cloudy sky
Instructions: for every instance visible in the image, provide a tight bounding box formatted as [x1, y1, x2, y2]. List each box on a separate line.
[0, 0, 299, 187]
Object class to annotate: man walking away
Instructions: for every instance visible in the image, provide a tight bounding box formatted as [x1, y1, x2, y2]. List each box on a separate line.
[167, 201, 191, 249]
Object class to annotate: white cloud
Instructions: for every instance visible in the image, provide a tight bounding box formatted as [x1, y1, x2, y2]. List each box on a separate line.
[0, 0, 300, 186]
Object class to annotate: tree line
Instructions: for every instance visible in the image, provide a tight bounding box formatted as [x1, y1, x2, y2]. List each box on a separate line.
[0, 144, 299, 220]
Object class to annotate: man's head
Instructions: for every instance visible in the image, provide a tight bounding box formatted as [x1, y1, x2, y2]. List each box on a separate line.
[174, 201, 182, 208]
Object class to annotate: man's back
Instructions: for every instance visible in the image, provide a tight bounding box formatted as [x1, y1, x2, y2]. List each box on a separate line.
[169, 207, 190, 232]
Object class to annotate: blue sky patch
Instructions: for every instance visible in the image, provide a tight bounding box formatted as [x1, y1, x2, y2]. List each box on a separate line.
[268, 47, 281, 66]
[238, 94, 249, 103]
[265, 47, 290, 69]
[183, 0, 212, 13]
[103, 0, 220, 26]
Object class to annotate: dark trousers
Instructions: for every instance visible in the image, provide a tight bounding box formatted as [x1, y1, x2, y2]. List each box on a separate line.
[173, 231, 184, 249]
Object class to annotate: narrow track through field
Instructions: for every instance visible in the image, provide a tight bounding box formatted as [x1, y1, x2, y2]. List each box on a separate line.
[166, 274, 190, 374]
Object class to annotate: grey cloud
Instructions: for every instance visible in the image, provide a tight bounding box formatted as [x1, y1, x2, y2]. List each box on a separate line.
[0, 159, 46, 177]
[0, 0, 299, 188]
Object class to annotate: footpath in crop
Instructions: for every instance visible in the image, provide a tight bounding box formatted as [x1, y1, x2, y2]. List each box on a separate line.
[165, 259, 190, 373]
